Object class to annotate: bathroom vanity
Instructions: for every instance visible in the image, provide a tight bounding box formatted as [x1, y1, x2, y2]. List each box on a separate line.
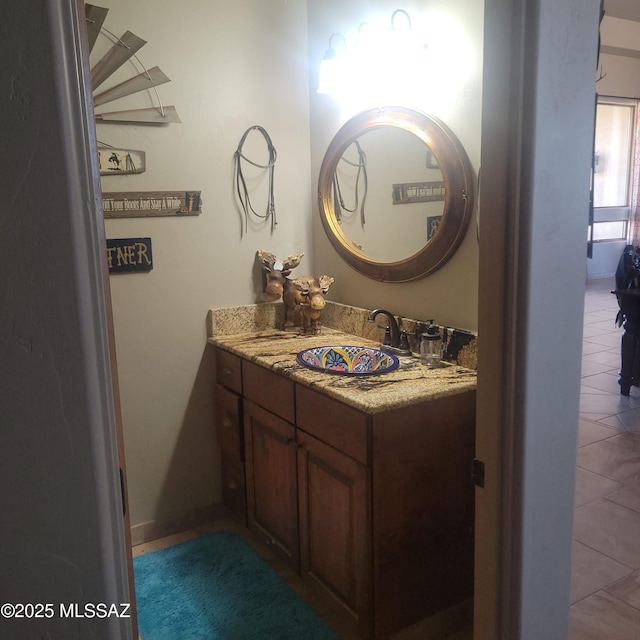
[210, 322, 476, 640]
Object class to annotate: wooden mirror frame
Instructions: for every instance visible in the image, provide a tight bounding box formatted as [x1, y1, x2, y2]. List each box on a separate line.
[318, 106, 475, 282]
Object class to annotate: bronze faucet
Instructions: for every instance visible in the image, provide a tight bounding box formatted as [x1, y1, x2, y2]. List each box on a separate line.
[367, 309, 412, 356]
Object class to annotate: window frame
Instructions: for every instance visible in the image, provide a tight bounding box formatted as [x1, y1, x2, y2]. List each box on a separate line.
[591, 96, 637, 243]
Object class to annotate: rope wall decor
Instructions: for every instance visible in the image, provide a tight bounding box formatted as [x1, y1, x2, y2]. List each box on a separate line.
[332, 140, 368, 225]
[234, 126, 278, 236]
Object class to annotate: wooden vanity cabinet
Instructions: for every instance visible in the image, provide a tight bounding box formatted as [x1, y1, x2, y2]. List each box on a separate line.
[214, 346, 475, 640]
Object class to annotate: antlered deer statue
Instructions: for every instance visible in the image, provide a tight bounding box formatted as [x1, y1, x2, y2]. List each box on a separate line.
[257, 250, 334, 334]
[257, 250, 304, 301]
[287, 275, 334, 335]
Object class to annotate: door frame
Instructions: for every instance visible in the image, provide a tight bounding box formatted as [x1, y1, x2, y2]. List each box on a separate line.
[475, 1, 601, 638]
[51, 0, 138, 636]
[51, 0, 602, 639]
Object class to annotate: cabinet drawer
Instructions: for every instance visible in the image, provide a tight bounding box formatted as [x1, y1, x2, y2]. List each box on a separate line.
[242, 360, 295, 423]
[215, 348, 242, 393]
[296, 385, 369, 465]
[215, 384, 243, 461]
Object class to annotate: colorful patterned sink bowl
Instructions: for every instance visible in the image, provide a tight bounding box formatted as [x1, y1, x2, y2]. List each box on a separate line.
[296, 345, 400, 376]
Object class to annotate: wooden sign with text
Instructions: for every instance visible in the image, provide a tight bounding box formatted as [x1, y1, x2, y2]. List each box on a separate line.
[102, 191, 201, 218]
[106, 238, 153, 274]
[392, 181, 445, 205]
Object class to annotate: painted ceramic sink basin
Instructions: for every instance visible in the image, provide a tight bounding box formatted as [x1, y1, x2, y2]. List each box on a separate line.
[296, 345, 400, 376]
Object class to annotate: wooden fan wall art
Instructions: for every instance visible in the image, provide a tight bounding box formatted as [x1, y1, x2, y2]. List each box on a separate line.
[85, 3, 182, 176]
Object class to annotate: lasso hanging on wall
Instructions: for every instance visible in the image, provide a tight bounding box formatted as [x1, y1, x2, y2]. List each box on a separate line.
[234, 126, 278, 236]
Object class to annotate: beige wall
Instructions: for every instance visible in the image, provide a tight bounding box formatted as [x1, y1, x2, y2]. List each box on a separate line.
[96, 0, 483, 528]
[308, 0, 483, 331]
[94, 0, 312, 526]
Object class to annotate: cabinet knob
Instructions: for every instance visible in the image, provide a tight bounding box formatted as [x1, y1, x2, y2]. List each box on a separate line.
[222, 417, 233, 428]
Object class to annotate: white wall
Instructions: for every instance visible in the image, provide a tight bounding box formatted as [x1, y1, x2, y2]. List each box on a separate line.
[93, 0, 312, 526]
[588, 240, 626, 278]
[308, 0, 483, 332]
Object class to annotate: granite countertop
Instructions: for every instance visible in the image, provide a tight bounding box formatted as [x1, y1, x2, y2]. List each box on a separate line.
[209, 327, 477, 414]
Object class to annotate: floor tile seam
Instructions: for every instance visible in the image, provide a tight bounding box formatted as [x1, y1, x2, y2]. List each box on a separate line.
[578, 386, 621, 398]
[582, 321, 619, 328]
[596, 398, 640, 412]
[574, 462, 632, 485]
[581, 361, 621, 372]
[574, 464, 625, 486]
[579, 414, 620, 424]
[580, 374, 621, 384]
[576, 492, 640, 521]
[580, 370, 620, 380]
[601, 492, 640, 516]
[578, 415, 615, 427]
[571, 536, 637, 574]
[568, 591, 600, 609]
[573, 492, 619, 510]
[596, 588, 640, 614]
[580, 330, 616, 338]
[592, 419, 629, 432]
[578, 407, 626, 420]
[571, 538, 636, 575]
[573, 484, 626, 508]
[570, 581, 634, 609]
[582, 335, 621, 343]
[596, 405, 640, 426]
[582, 348, 621, 358]
[581, 350, 622, 361]
[601, 433, 640, 451]
[581, 362, 620, 370]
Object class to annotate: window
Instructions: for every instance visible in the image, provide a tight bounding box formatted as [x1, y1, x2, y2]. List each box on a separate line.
[591, 97, 636, 242]
[589, 220, 627, 242]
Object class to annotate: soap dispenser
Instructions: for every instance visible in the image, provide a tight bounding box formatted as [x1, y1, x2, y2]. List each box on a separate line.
[420, 321, 442, 367]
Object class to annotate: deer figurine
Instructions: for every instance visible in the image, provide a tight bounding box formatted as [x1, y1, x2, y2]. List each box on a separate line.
[257, 250, 304, 302]
[288, 275, 334, 334]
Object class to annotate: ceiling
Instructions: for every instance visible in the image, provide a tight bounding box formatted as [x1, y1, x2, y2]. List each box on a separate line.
[605, 0, 640, 23]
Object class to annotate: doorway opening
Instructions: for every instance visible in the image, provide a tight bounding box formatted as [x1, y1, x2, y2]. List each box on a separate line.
[588, 96, 638, 280]
[573, 98, 640, 633]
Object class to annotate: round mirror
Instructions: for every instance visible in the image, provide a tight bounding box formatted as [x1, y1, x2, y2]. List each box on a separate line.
[318, 106, 475, 282]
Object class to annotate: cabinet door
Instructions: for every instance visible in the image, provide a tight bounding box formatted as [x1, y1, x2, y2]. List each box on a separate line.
[244, 399, 299, 569]
[297, 430, 371, 635]
[214, 384, 246, 522]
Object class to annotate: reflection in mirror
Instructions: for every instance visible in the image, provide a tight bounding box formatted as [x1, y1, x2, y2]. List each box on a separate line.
[318, 106, 475, 282]
[333, 128, 445, 262]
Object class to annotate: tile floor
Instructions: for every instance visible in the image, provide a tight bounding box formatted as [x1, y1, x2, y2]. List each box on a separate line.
[571, 277, 640, 639]
[133, 277, 640, 639]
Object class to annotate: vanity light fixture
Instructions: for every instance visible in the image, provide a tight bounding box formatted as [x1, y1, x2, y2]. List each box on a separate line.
[317, 32, 347, 94]
[317, 10, 429, 101]
[390, 9, 412, 33]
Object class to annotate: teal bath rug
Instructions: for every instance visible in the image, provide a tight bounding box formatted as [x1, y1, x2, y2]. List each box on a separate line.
[133, 530, 339, 640]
